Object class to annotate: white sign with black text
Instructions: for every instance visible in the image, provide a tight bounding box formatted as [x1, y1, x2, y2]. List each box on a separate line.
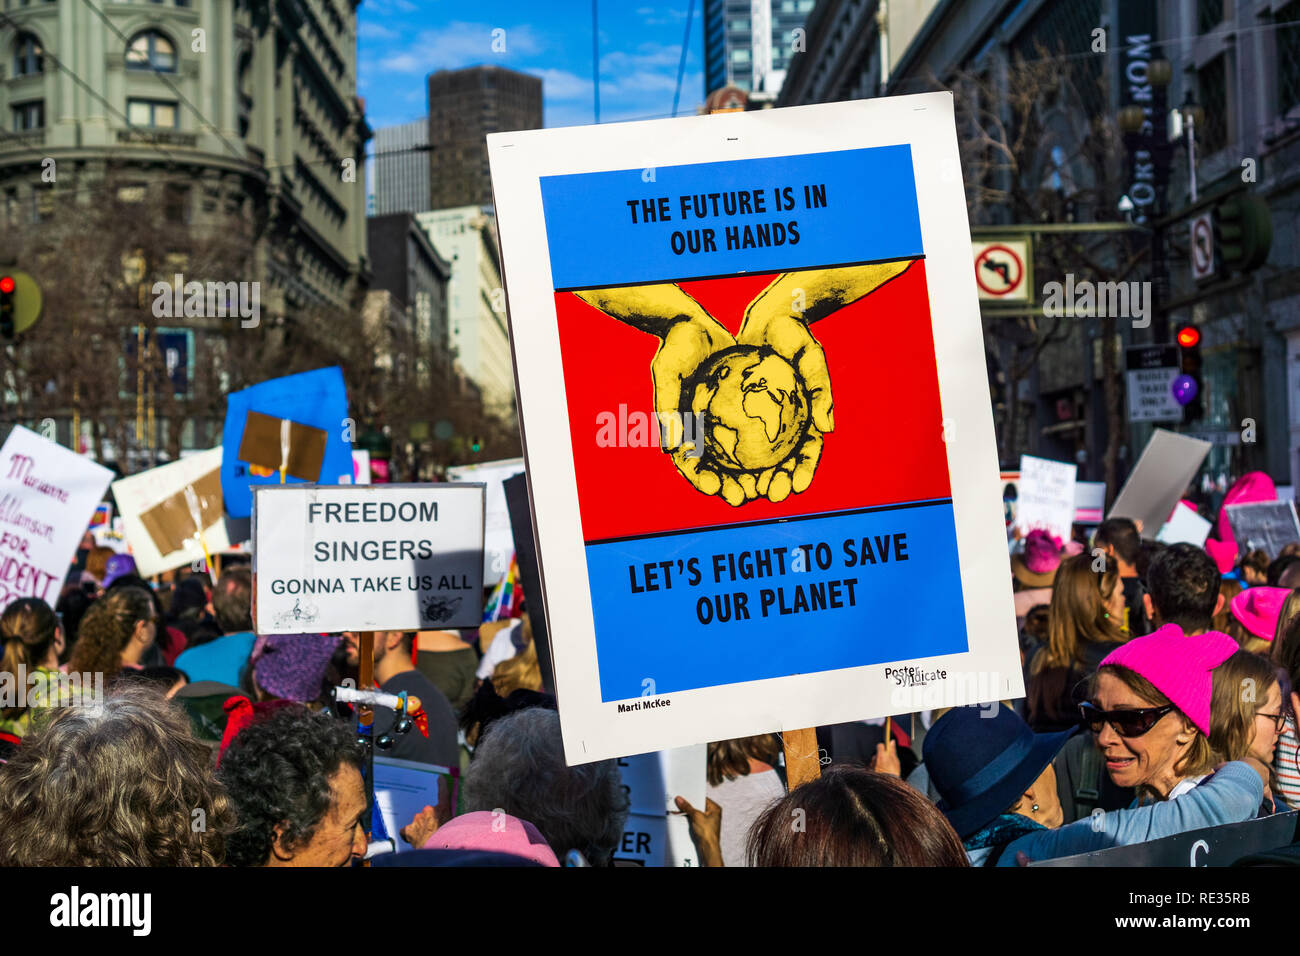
[252, 484, 485, 633]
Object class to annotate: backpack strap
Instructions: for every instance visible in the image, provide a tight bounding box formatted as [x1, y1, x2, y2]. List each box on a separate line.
[1074, 736, 1103, 811]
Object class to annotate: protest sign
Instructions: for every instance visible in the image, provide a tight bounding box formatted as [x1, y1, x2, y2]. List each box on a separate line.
[350, 450, 372, 485]
[1108, 429, 1211, 540]
[503, 472, 555, 696]
[1225, 500, 1300, 556]
[0, 426, 112, 608]
[447, 458, 525, 582]
[489, 93, 1022, 763]
[111, 448, 230, 577]
[1016, 455, 1077, 540]
[613, 745, 706, 867]
[1031, 811, 1297, 867]
[1073, 481, 1106, 525]
[1157, 502, 1213, 546]
[372, 756, 459, 855]
[251, 484, 485, 633]
[221, 367, 354, 519]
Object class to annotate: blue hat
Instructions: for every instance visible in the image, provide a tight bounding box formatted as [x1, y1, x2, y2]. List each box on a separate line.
[922, 704, 1076, 839]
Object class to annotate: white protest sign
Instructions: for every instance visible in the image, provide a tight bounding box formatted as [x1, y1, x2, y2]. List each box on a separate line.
[1157, 503, 1213, 546]
[1109, 429, 1211, 540]
[1016, 455, 1077, 540]
[252, 484, 485, 633]
[614, 745, 705, 867]
[447, 458, 524, 582]
[0, 426, 112, 608]
[111, 447, 230, 577]
[490, 92, 1024, 765]
[350, 450, 372, 485]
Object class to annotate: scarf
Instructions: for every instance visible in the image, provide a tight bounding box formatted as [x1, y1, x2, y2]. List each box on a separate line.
[963, 813, 1047, 854]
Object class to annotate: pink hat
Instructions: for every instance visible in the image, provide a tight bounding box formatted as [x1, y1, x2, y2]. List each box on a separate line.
[1011, 529, 1064, 586]
[1098, 624, 1238, 735]
[1207, 472, 1277, 573]
[1230, 586, 1289, 641]
[422, 811, 560, 866]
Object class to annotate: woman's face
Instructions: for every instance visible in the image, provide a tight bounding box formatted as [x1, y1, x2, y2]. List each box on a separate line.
[1092, 671, 1195, 796]
[1249, 681, 1284, 764]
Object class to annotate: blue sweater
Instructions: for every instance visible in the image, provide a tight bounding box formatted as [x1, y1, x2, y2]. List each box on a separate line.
[967, 762, 1264, 867]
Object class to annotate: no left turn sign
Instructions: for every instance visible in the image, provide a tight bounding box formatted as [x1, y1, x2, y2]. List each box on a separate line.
[972, 239, 1031, 301]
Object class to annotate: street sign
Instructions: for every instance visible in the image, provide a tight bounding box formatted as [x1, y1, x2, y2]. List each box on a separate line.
[1125, 344, 1182, 423]
[972, 239, 1031, 301]
[1190, 211, 1215, 282]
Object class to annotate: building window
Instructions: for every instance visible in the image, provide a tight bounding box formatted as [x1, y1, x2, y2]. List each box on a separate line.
[13, 32, 43, 76]
[12, 101, 43, 131]
[126, 30, 177, 72]
[1279, 2, 1300, 116]
[1197, 0, 1224, 34]
[127, 98, 178, 128]
[1196, 56, 1228, 155]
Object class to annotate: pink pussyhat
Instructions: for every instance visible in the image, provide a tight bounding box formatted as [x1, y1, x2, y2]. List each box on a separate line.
[1207, 472, 1277, 573]
[1231, 586, 1290, 641]
[422, 811, 560, 866]
[1023, 529, 1064, 574]
[1098, 624, 1238, 735]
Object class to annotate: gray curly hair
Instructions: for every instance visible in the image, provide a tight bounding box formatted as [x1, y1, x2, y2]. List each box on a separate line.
[463, 707, 629, 865]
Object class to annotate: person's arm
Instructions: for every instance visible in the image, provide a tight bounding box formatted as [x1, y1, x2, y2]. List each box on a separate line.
[997, 761, 1266, 866]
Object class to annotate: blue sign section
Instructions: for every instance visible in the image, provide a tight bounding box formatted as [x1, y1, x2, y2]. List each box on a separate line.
[540, 146, 923, 289]
[221, 366, 353, 519]
[586, 501, 967, 701]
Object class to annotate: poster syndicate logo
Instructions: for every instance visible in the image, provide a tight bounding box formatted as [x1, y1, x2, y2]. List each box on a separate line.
[884, 665, 946, 687]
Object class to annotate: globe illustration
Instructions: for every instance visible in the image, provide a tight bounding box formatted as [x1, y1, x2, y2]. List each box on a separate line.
[686, 345, 811, 472]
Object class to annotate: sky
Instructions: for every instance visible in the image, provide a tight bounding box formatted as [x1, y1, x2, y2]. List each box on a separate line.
[357, 1, 706, 132]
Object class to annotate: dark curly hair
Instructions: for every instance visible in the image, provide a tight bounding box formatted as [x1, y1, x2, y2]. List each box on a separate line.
[217, 705, 364, 867]
[0, 683, 233, 866]
[67, 586, 155, 678]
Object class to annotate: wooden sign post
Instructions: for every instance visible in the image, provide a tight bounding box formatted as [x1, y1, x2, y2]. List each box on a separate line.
[783, 727, 822, 789]
[358, 630, 375, 865]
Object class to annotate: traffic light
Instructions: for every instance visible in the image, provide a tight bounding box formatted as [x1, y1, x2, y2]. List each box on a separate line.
[1176, 324, 1203, 423]
[0, 270, 42, 339]
[0, 275, 14, 340]
[1215, 193, 1272, 274]
[470, 436, 482, 453]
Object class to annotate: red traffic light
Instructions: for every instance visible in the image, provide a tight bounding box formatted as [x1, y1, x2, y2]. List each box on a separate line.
[1176, 326, 1200, 348]
[0, 276, 13, 295]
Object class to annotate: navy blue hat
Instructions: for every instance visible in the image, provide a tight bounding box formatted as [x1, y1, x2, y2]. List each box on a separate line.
[922, 704, 1076, 839]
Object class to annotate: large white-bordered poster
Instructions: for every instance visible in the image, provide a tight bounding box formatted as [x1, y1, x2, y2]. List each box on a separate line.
[489, 94, 1021, 764]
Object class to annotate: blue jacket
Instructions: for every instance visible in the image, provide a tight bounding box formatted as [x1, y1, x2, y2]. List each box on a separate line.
[174, 631, 256, 689]
[967, 762, 1264, 866]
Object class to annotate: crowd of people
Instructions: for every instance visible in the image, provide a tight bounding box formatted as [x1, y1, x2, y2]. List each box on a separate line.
[1, 480, 1298, 868]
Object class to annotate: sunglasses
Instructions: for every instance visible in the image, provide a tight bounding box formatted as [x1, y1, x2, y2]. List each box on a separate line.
[1079, 701, 1176, 738]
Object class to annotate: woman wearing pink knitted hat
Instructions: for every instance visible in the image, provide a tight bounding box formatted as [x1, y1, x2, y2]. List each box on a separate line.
[1086, 624, 1264, 806]
[1224, 586, 1290, 655]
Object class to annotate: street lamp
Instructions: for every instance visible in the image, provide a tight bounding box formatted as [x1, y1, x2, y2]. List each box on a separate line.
[1168, 89, 1207, 202]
